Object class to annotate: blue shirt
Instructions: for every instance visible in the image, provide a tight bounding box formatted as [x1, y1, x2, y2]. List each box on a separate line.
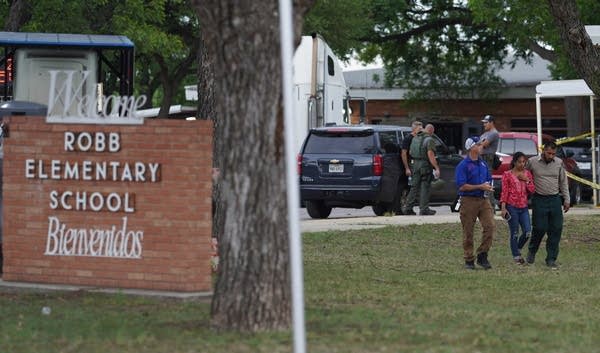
[455, 156, 492, 197]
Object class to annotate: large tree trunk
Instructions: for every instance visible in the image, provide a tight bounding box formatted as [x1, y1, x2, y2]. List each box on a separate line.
[4, 0, 31, 31]
[191, 0, 312, 331]
[547, 0, 600, 95]
[197, 38, 216, 121]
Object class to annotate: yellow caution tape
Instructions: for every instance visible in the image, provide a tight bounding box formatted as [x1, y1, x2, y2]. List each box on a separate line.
[566, 171, 600, 190]
[555, 132, 595, 145]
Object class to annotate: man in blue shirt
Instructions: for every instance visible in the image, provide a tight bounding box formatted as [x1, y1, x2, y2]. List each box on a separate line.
[455, 136, 496, 270]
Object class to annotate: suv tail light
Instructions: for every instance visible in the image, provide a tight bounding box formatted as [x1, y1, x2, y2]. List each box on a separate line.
[297, 154, 302, 175]
[373, 154, 383, 176]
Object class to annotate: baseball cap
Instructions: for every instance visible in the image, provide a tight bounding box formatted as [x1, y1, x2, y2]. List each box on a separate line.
[481, 115, 494, 123]
[464, 136, 480, 151]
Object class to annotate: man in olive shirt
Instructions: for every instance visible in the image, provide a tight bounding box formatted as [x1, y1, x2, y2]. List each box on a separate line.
[525, 141, 570, 269]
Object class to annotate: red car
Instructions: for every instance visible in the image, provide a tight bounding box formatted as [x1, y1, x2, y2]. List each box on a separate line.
[492, 132, 582, 205]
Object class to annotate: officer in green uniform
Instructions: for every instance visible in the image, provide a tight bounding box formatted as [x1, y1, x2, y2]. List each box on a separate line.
[403, 124, 441, 215]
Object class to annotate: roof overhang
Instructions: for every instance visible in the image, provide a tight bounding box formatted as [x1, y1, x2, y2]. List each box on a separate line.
[536, 79, 594, 98]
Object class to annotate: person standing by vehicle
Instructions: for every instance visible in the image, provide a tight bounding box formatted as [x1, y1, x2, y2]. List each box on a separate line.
[403, 123, 440, 216]
[479, 115, 499, 208]
[500, 152, 535, 264]
[525, 141, 570, 269]
[455, 136, 495, 270]
[396, 120, 423, 215]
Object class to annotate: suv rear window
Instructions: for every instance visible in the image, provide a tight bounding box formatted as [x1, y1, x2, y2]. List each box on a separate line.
[304, 131, 376, 154]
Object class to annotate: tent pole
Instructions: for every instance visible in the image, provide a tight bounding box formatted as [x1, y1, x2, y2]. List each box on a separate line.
[536, 94, 542, 151]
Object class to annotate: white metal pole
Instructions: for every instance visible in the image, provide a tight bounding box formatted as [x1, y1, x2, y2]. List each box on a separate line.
[590, 96, 597, 206]
[278, 1, 306, 353]
[536, 94, 543, 151]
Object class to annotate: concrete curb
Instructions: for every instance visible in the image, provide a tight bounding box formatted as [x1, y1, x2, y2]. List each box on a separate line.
[0, 279, 213, 300]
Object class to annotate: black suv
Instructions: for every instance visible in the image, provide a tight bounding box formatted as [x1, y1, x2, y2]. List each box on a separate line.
[298, 125, 463, 218]
[561, 138, 596, 202]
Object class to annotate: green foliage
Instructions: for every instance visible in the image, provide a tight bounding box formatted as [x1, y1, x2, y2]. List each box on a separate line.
[306, 0, 600, 102]
[469, 0, 600, 80]
[303, 0, 374, 60]
[2, 215, 600, 352]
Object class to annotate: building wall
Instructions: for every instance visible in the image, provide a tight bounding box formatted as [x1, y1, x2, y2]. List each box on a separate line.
[2, 116, 213, 292]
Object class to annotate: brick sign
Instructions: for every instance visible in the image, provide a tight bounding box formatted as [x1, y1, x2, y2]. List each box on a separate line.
[2, 116, 213, 292]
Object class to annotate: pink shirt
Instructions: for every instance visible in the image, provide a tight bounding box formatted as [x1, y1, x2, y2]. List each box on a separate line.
[500, 170, 535, 208]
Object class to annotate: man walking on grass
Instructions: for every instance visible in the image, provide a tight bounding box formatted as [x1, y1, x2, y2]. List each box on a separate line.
[455, 136, 495, 270]
[525, 141, 569, 270]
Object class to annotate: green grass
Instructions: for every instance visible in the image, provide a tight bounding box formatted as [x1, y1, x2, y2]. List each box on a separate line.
[3, 215, 600, 352]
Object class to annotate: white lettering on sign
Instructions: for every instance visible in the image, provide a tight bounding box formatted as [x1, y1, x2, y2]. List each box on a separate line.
[46, 70, 146, 125]
[45, 216, 143, 258]
[25, 159, 161, 182]
[49, 190, 135, 213]
[64, 132, 121, 152]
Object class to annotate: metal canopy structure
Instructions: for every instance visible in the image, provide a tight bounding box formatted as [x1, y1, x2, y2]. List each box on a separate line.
[535, 79, 597, 204]
[0, 31, 135, 101]
[534, 26, 600, 205]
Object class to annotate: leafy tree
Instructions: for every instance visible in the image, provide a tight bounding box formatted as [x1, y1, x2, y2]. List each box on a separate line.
[469, 0, 600, 79]
[305, 1, 509, 101]
[547, 0, 600, 96]
[190, 0, 315, 332]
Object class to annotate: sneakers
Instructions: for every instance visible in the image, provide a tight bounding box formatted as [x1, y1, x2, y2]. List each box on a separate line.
[476, 252, 492, 270]
[514, 257, 525, 265]
[526, 252, 535, 264]
[546, 261, 559, 270]
[402, 208, 416, 215]
[419, 208, 436, 216]
[464, 260, 475, 270]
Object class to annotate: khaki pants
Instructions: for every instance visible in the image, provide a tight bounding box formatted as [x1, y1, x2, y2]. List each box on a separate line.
[481, 154, 497, 208]
[459, 196, 495, 262]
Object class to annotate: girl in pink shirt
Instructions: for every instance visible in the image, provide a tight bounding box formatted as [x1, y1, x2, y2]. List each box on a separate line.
[500, 152, 535, 264]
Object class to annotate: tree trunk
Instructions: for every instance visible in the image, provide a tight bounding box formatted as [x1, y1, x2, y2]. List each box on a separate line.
[547, 0, 600, 95]
[4, 0, 31, 31]
[197, 38, 216, 121]
[191, 0, 312, 331]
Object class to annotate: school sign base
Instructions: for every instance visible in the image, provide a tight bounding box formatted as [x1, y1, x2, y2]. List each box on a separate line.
[2, 116, 213, 292]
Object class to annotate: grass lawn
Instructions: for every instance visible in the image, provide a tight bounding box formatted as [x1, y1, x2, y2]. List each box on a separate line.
[2, 214, 600, 352]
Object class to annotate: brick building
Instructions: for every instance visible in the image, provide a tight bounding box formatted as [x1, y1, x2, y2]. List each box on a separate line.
[343, 55, 597, 152]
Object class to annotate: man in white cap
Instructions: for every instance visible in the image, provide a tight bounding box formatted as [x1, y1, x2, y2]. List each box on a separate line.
[479, 115, 499, 208]
[455, 136, 495, 270]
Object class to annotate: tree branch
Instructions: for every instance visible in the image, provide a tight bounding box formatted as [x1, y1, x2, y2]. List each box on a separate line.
[366, 16, 474, 44]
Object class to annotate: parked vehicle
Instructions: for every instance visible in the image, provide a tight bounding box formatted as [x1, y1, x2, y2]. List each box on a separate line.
[493, 132, 583, 205]
[292, 34, 350, 153]
[561, 138, 598, 201]
[298, 125, 462, 219]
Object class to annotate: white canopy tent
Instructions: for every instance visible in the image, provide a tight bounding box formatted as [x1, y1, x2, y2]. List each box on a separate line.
[534, 26, 600, 205]
[535, 79, 597, 204]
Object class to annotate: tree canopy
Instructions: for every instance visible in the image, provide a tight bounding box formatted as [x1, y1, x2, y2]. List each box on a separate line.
[303, 0, 600, 101]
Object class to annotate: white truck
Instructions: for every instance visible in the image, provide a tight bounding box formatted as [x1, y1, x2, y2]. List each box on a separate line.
[291, 34, 350, 152]
[182, 34, 351, 152]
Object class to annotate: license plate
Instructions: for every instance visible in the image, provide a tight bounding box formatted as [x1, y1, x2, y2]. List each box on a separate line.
[577, 162, 591, 170]
[328, 164, 344, 173]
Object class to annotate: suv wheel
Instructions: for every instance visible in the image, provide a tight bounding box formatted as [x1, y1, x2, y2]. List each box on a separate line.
[306, 200, 332, 219]
[372, 202, 393, 216]
[570, 182, 581, 206]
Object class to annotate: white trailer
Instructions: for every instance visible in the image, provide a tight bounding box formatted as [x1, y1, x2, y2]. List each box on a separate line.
[292, 34, 349, 152]
[183, 34, 350, 152]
